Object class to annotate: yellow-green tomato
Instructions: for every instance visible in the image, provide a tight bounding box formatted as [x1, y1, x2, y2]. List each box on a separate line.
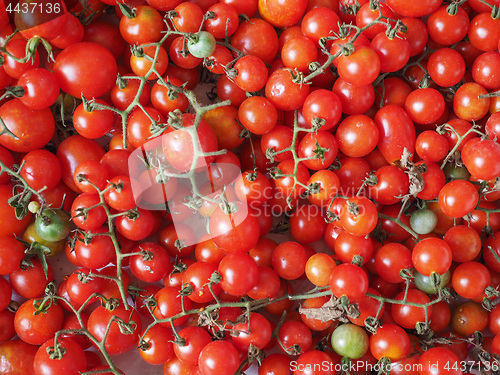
[34, 208, 71, 242]
[24, 223, 64, 258]
[331, 323, 369, 359]
[187, 31, 216, 58]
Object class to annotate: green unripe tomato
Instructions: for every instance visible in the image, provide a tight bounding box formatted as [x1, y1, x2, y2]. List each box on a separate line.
[331, 323, 369, 359]
[443, 163, 471, 182]
[187, 31, 216, 59]
[410, 209, 438, 235]
[414, 270, 451, 294]
[34, 208, 71, 242]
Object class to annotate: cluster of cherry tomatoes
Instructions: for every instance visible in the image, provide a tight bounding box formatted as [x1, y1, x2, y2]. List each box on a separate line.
[1, 0, 500, 374]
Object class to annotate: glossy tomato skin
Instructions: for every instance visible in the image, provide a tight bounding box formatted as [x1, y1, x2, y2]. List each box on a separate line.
[272, 241, 307, 280]
[356, 3, 395, 40]
[337, 46, 381, 86]
[412, 237, 453, 276]
[386, 0, 442, 17]
[336, 114, 379, 157]
[330, 264, 368, 302]
[198, 340, 240, 375]
[162, 114, 218, 173]
[10, 257, 53, 299]
[452, 262, 491, 300]
[0, 340, 38, 375]
[14, 0, 67, 40]
[14, 298, 64, 346]
[0, 99, 55, 153]
[468, 12, 500, 52]
[20, 150, 62, 191]
[73, 99, 114, 139]
[17, 68, 60, 110]
[181, 261, 221, 303]
[258, 0, 307, 28]
[0, 236, 26, 275]
[209, 203, 260, 253]
[154, 286, 192, 327]
[219, 253, 259, 296]
[427, 48, 466, 87]
[453, 82, 490, 121]
[139, 324, 175, 365]
[119, 5, 162, 45]
[298, 131, 338, 170]
[0, 145, 13, 184]
[461, 138, 500, 181]
[0, 310, 15, 344]
[57, 135, 106, 192]
[1, 39, 40, 79]
[417, 161, 446, 200]
[391, 289, 431, 330]
[375, 243, 413, 284]
[333, 78, 375, 115]
[265, 69, 310, 111]
[294, 350, 337, 375]
[88, 304, 142, 355]
[33, 337, 87, 375]
[404, 88, 445, 125]
[374, 105, 416, 165]
[419, 347, 463, 375]
[259, 353, 291, 375]
[82, 21, 124, 59]
[173, 326, 211, 365]
[368, 165, 409, 205]
[53, 42, 117, 99]
[302, 89, 343, 131]
[370, 324, 410, 361]
[438, 180, 479, 218]
[339, 196, 378, 237]
[231, 18, 279, 64]
[111, 77, 150, 111]
[0, 184, 31, 237]
[427, 6, 470, 46]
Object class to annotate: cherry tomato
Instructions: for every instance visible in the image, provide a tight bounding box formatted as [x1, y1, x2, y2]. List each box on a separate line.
[53, 42, 117, 99]
[87, 304, 142, 355]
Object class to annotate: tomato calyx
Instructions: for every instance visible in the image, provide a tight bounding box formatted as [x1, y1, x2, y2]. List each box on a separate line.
[446, 0, 466, 16]
[351, 254, 365, 267]
[180, 282, 194, 297]
[165, 10, 179, 20]
[35, 208, 71, 242]
[386, 19, 404, 39]
[369, 0, 380, 11]
[2, 85, 26, 99]
[346, 200, 360, 216]
[363, 172, 379, 188]
[310, 117, 326, 131]
[32, 295, 55, 315]
[287, 68, 307, 86]
[340, 2, 361, 16]
[46, 341, 67, 360]
[77, 270, 96, 285]
[307, 61, 322, 74]
[187, 31, 217, 59]
[138, 339, 151, 351]
[22, 241, 51, 277]
[117, 3, 137, 19]
[27, 37, 55, 63]
[130, 45, 145, 59]
[138, 246, 154, 261]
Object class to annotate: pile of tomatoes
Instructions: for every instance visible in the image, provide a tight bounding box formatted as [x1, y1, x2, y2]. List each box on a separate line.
[1, 0, 500, 374]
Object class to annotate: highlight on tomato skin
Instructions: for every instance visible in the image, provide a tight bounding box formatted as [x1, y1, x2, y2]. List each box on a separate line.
[0, 0, 500, 374]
